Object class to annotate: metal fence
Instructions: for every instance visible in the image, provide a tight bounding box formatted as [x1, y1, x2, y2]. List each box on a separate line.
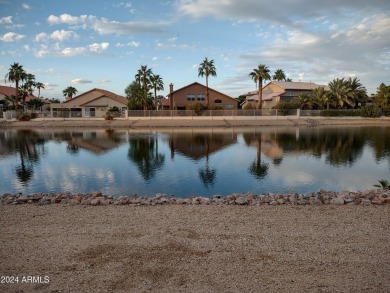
[126, 109, 298, 117]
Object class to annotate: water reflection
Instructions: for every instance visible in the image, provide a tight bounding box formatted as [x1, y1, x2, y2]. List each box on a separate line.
[128, 135, 165, 181]
[168, 131, 238, 187]
[0, 129, 46, 184]
[0, 126, 389, 195]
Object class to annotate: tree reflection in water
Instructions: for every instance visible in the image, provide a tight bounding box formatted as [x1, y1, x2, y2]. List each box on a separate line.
[243, 131, 269, 179]
[128, 135, 165, 181]
[3, 130, 46, 184]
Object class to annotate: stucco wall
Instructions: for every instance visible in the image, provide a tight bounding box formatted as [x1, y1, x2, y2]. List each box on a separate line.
[171, 84, 238, 109]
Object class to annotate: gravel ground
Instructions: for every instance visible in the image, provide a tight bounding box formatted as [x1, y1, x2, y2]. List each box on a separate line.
[0, 204, 389, 293]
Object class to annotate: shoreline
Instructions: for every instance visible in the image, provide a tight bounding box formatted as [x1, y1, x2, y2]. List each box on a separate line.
[2, 189, 389, 206]
[1, 116, 390, 129]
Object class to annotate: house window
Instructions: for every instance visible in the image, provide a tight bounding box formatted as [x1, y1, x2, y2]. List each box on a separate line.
[84, 107, 95, 117]
[197, 94, 205, 101]
[214, 99, 222, 104]
[187, 94, 196, 101]
[225, 104, 233, 109]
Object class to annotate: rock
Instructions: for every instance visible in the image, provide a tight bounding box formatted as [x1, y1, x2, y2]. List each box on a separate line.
[331, 197, 345, 205]
[15, 195, 28, 204]
[90, 199, 100, 206]
[212, 194, 221, 199]
[235, 196, 249, 205]
[91, 191, 102, 197]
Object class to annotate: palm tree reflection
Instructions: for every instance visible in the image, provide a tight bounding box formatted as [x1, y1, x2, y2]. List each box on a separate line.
[128, 135, 165, 181]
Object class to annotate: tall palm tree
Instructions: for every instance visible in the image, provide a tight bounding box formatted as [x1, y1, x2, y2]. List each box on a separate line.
[24, 73, 36, 94]
[5, 62, 26, 110]
[150, 74, 164, 110]
[136, 65, 152, 110]
[273, 69, 286, 81]
[198, 57, 217, 107]
[62, 86, 78, 100]
[35, 82, 45, 98]
[249, 64, 271, 109]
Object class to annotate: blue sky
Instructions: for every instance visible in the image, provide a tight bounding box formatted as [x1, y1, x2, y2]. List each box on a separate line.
[0, 0, 389, 100]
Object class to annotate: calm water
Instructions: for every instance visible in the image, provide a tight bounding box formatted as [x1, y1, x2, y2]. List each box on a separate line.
[0, 126, 389, 197]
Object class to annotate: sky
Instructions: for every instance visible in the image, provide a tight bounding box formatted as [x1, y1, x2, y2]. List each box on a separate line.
[0, 0, 389, 100]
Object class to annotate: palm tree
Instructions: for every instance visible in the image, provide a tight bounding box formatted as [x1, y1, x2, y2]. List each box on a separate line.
[62, 86, 78, 100]
[310, 87, 329, 109]
[198, 57, 217, 107]
[24, 73, 36, 94]
[273, 69, 286, 81]
[150, 74, 164, 110]
[5, 62, 27, 110]
[346, 77, 367, 108]
[136, 65, 152, 110]
[293, 93, 313, 110]
[35, 82, 45, 98]
[249, 64, 271, 109]
[328, 78, 355, 108]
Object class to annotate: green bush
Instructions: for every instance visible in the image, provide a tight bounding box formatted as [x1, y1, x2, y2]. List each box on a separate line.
[186, 102, 206, 115]
[272, 101, 299, 116]
[359, 105, 382, 118]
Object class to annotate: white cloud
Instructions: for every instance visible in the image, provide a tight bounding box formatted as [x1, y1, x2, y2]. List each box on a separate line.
[47, 14, 169, 34]
[71, 79, 93, 84]
[152, 56, 158, 61]
[50, 30, 79, 42]
[61, 46, 86, 57]
[0, 16, 12, 24]
[22, 3, 30, 10]
[89, 42, 109, 53]
[0, 32, 25, 42]
[127, 41, 140, 47]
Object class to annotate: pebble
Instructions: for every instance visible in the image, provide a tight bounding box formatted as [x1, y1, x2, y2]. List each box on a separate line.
[1, 189, 390, 207]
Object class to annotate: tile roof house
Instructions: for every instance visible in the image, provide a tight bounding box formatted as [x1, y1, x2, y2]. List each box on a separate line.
[163, 82, 238, 110]
[50, 88, 128, 118]
[243, 81, 328, 109]
[0, 85, 39, 102]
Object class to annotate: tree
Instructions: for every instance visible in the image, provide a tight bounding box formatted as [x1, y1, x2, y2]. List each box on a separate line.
[310, 87, 329, 109]
[125, 81, 144, 110]
[346, 77, 367, 108]
[62, 86, 78, 100]
[4, 95, 18, 110]
[48, 98, 60, 103]
[198, 57, 217, 107]
[374, 83, 390, 113]
[35, 82, 45, 98]
[5, 62, 27, 110]
[24, 73, 36, 95]
[293, 93, 313, 110]
[27, 98, 44, 111]
[136, 65, 153, 110]
[249, 64, 271, 109]
[328, 78, 355, 108]
[150, 74, 164, 110]
[273, 69, 286, 81]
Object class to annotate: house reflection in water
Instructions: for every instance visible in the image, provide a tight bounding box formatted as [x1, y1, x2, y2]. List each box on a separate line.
[61, 129, 125, 155]
[168, 130, 238, 187]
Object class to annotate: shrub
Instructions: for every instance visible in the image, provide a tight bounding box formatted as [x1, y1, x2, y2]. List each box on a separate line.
[243, 103, 254, 110]
[17, 112, 31, 121]
[272, 101, 299, 116]
[359, 105, 382, 118]
[186, 102, 206, 115]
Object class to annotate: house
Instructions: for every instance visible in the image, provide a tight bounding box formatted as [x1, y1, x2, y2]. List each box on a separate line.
[0, 85, 41, 107]
[50, 88, 128, 118]
[243, 81, 328, 109]
[162, 82, 238, 110]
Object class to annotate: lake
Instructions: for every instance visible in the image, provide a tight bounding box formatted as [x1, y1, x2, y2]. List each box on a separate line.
[0, 126, 389, 197]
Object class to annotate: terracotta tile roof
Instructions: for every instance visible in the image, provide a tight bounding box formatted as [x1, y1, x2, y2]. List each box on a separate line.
[271, 81, 327, 90]
[65, 88, 128, 105]
[0, 85, 39, 102]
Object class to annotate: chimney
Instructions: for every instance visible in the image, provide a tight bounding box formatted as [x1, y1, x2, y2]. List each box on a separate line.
[169, 83, 174, 110]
